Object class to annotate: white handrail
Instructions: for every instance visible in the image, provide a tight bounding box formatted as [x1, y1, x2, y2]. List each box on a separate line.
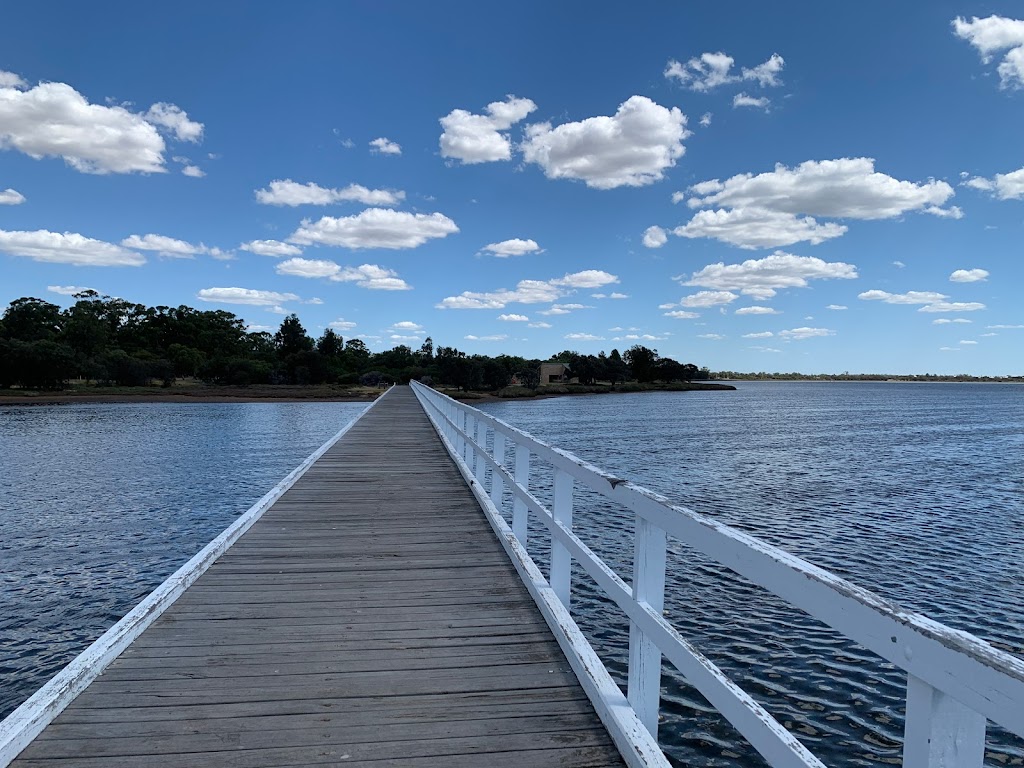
[410, 380, 1024, 768]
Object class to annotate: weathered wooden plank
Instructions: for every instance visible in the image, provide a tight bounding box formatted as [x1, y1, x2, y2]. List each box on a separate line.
[29, 712, 605, 758]
[48, 686, 591, 725]
[16, 735, 620, 768]
[8, 386, 623, 767]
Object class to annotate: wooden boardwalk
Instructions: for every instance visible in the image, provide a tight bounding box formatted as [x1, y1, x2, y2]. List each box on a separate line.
[10, 386, 624, 768]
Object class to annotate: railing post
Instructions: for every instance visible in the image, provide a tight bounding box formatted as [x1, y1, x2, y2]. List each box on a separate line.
[550, 469, 573, 608]
[628, 515, 667, 738]
[490, 431, 505, 509]
[465, 413, 476, 470]
[903, 675, 986, 768]
[512, 443, 530, 546]
[474, 422, 486, 483]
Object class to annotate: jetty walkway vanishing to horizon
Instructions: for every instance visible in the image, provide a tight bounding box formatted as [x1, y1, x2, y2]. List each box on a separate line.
[2, 384, 1024, 768]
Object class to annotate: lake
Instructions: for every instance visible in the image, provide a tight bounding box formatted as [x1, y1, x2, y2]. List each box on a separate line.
[1, 383, 1022, 767]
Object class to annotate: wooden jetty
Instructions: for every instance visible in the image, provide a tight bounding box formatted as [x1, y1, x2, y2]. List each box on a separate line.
[4, 386, 623, 767]
[4, 383, 1024, 768]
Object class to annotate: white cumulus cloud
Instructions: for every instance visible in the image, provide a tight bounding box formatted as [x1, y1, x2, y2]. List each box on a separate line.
[330, 319, 357, 330]
[439, 95, 536, 164]
[0, 188, 25, 205]
[498, 313, 529, 322]
[664, 52, 785, 91]
[197, 287, 299, 306]
[933, 318, 972, 324]
[858, 289, 949, 305]
[369, 137, 401, 155]
[950, 268, 989, 282]
[121, 233, 212, 258]
[743, 331, 775, 338]
[47, 285, 95, 296]
[735, 306, 781, 315]
[437, 269, 617, 309]
[289, 208, 458, 250]
[685, 158, 956, 220]
[255, 179, 404, 207]
[0, 228, 145, 266]
[275, 257, 411, 290]
[565, 333, 605, 341]
[0, 78, 167, 174]
[240, 239, 303, 257]
[963, 167, 1024, 200]
[181, 164, 205, 178]
[681, 290, 738, 308]
[664, 310, 699, 319]
[481, 238, 541, 257]
[917, 301, 986, 313]
[143, 103, 204, 143]
[674, 207, 847, 249]
[680, 252, 858, 298]
[733, 93, 770, 109]
[521, 96, 689, 189]
[643, 225, 668, 248]
[952, 15, 1024, 89]
[778, 327, 834, 340]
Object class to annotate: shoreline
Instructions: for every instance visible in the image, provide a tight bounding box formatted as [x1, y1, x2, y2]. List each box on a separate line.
[0, 381, 735, 406]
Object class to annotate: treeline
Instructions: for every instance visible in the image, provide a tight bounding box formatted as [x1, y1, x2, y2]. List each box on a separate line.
[0, 293, 711, 391]
[714, 371, 1024, 382]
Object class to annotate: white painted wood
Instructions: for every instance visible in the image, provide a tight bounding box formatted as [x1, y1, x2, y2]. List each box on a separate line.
[474, 421, 486, 484]
[465, 413, 476, 470]
[411, 386, 668, 768]
[0, 387, 394, 768]
[489, 432, 505, 509]
[550, 468, 574, 609]
[629, 516, 667, 738]
[512, 441, 530, 546]
[904, 674, 986, 768]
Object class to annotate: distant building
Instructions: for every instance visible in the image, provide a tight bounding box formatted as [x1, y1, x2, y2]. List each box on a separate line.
[539, 362, 577, 385]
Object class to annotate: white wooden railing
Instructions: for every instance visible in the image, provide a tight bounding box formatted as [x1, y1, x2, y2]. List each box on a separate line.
[410, 380, 1024, 768]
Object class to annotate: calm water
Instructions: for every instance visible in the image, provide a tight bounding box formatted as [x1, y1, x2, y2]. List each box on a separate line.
[477, 382, 1024, 767]
[1, 384, 1021, 767]
[0, 401, 366, 721]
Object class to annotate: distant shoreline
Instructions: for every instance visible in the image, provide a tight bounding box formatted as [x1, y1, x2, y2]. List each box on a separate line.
[0, 381, 735, 406]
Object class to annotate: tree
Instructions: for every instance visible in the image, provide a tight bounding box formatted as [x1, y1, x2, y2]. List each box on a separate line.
[316, 328, 344, 358]
[418, 336, 434, 363]
[274, 315, 314, 358]
[2, 298, 62, 342]
[624, 345, 659, 383]
[606, 349, 628, 384]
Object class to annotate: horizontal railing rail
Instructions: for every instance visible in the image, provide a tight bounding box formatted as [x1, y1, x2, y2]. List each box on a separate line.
[410, 380, 1024, 768]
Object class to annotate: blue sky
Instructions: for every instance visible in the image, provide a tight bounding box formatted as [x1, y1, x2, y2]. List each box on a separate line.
[1, 1, 1022, 375]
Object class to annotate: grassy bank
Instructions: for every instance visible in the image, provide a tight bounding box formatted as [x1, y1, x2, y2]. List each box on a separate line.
[442, 381, 736, 401]
[0, 380, 384, 405]
[0, 379, 734, 405]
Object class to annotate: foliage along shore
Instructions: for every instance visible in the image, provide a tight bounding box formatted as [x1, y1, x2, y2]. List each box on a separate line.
[1, 292, 723, 398]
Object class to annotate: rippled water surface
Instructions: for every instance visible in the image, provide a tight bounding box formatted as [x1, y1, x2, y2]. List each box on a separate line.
[477, 382, 1024, 767]
[0, 401, 366, 721]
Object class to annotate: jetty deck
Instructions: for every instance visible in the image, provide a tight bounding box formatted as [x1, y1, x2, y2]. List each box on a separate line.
[10, 386, 624, 767]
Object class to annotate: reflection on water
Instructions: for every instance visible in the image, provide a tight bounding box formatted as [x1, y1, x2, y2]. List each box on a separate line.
[0, 401, 365, 720]
[478, 382, 1024, 768]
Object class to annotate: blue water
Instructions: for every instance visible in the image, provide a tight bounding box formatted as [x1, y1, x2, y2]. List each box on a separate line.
[477, 382, 1024, 767]
[0, 401, 366, 721]
[1, 384, 1021, 767]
